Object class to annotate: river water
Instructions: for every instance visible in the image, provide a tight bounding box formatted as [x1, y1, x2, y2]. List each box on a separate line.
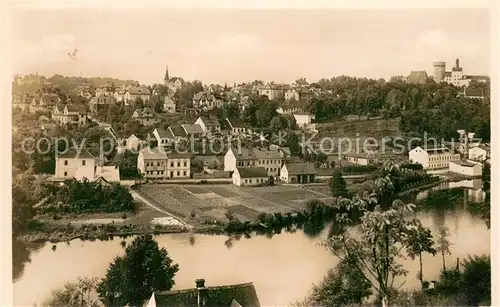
[13, 181, 490, 306]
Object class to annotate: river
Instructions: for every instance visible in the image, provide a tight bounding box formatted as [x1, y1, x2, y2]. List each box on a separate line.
[13, 181, 490, 306]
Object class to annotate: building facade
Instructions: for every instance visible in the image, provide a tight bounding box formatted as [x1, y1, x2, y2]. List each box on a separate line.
[409, 146, 461, 170]
[232, 167, 269, 186]
[55, 148, 96, 180]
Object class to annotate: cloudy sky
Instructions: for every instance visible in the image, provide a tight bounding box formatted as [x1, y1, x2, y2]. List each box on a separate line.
[11, 8, 490, 85]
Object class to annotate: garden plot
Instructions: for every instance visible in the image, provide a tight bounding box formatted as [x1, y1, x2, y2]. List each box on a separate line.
[304, 185, 332, 197]
[205, 186, 240, 198]
[183, 186, 211, 194]
[227, 204, 262, 221]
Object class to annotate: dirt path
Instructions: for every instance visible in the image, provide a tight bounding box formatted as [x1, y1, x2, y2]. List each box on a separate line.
[130, 190, 193, 228]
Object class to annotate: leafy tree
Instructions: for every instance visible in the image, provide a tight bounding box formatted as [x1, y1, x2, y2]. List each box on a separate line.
[287, 131, 301, 157]
[43, 277, 100, 307]
[304, 259, 372, 306]
[97, 234, 179, 306]
[405, 224, 437, 285]
[460, 254, 491, 306]
[329, 168, 348, 198]
[326, 199, 435, 307]
[435, 227, 452, 272]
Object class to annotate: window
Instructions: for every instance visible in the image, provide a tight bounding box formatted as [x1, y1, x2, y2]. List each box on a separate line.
[170, 162, 174, 167]
[157, 162, 160, 166]
[170, 172, 174, 177]
[64, 160, 68, 165]
[184, 161, 187, 167]
[177, 162, 180, 167]
[64, 172, 67, 176]
[249, 179, 252, 183]
[183, 171, 186, 176]
[82, 160, 86, 166]
[177, 171, 180, 176]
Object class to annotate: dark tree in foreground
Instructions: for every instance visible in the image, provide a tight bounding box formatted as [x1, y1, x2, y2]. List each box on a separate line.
[302, 259, 372, 306]
[97, 234, 179, 307]
[329, 168, 348, 197]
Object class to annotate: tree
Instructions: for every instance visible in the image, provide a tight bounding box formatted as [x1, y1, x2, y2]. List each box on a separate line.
[329, 168, 348, 198]
[405, 224, 437, 285]
[43, 277, 100, 307]
[326, 199, 435, 307]
[287, 131, 301, 157]
[304, 259, 372, 306]
[435, 227, 452, 272]
[460, 254, 491, 306]
[269, 116, 284, 132]
[97, 234, 179, 306]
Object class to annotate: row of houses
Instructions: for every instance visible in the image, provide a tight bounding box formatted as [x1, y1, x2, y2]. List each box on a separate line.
[54, 148, 120, 182]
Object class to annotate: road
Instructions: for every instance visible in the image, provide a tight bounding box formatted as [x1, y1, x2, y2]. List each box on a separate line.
[129, 190, 193, 228]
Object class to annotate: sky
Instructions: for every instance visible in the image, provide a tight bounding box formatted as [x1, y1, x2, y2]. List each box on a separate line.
[11, 8, 491, 85]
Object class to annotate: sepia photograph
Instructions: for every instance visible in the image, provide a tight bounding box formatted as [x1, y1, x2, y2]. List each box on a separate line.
[7, 1, 497, 306]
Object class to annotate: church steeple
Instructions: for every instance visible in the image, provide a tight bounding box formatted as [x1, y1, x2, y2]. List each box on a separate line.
[164, 65, 169, 82]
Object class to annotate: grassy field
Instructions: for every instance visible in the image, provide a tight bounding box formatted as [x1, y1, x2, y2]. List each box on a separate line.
[135, 184, 334, 223]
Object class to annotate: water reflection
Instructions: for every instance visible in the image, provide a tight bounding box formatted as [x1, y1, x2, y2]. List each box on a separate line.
[13, 183, 489, 306]
[12, 239, 43, 282]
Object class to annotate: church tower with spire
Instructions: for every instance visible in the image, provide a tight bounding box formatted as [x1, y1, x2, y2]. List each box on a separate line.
[163, 65, 170, 85]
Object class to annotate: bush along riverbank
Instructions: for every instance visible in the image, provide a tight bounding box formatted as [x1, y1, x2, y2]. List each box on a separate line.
[17, 222, 188, 244]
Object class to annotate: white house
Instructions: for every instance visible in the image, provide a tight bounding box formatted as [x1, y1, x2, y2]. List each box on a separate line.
[55, 148, 96, 180]
[153, 127, 174, 147]
[163, 96, 176, 113]
[52, 104, 87, 126]
[468, 145, 490, 161]
[225, 118, 249, 135]
[342, 153, 378, 166]
[137, 147, 191, 180]
[224, 147, 282, 177]
[448, 160, 482, 177]
[137, 147, 168, 180]
[126, 134, 142, 152]
[232, 167, 269, 186]
[293, 112, 315, 128]
[280, 163, 317, 184]
[408, 146, 460, 170]
[124, 87, 151, 103]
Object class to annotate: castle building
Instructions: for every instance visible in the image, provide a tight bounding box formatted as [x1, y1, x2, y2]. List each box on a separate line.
[433, 58, 489, 87]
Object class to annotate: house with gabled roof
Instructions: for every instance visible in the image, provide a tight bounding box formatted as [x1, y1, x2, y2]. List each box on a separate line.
[280, 162, 317, 183]
[225, 118, 250, 135]
[30, 93, 61, 113]
[52, 104, 87, 126]
[153, 127, 174, 147]
[55, 147, 96, 180]
[182, 124, 204, 139]
[195, 116, 221, 136]
[224, 147, 282, 177]
[168, 125, 188, 140]
[146, 278, 260, 307]
[89, 96, 115, 113]
[124, 86, 151, 103]
[407, 71, 428, 84]
[232, 167, 269, 186]
[163, 96, 176, 113]
[132, 108, 159, 126]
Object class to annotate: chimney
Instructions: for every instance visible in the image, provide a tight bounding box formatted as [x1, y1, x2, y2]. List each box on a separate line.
[196, 279, 207, 307]
[456, 58, 460, 69]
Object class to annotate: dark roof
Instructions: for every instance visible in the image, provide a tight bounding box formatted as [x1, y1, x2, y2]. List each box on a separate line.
[226, 118, 247, 128]
[464, 87, 485, 97]
[169, 125, 187, 137]
[57, 147, 95, 159]
[452, 160, 478, 167]
[153, 282, 260, 307]
[199, 116, 220, 127]
[444, 72, 452, 77]
[425, 147, 451, 155]
[127, 86, 151, 95]
[284, 163, 317, 175]
[236, 167, 268, 178]
[66, 104, 87, 113]
[407, 71, 428, 84]
[182, 124, 204, 134]
[155, 127, 172, 139]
